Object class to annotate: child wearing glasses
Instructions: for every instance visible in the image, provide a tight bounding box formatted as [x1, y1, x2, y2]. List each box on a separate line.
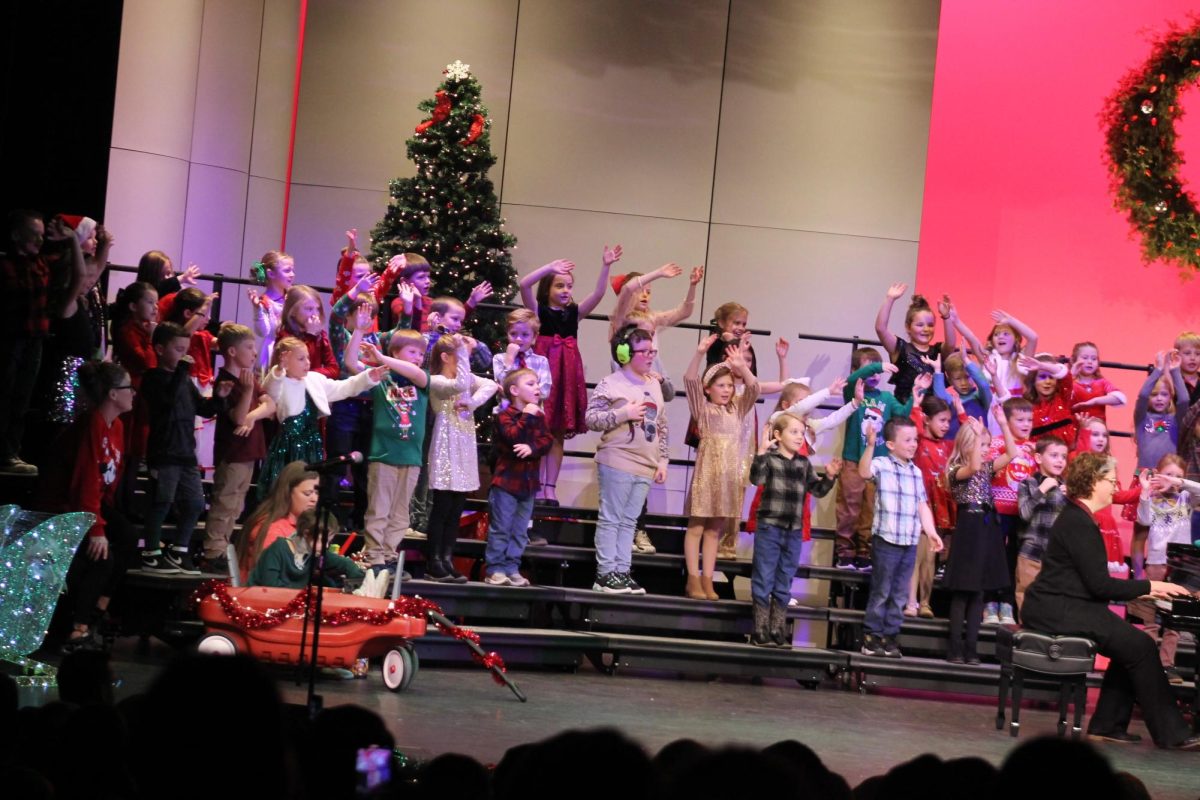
[585, 326, 670, 594]
[681, 334, 759, 600]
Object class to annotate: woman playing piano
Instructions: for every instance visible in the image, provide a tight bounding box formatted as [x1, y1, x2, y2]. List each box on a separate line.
[1022, 452, 1200, 749]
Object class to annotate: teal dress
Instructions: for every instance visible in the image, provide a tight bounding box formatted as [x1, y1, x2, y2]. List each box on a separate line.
[259, 393, 322, 499]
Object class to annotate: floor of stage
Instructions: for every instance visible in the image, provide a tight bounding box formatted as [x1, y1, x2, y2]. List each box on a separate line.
[21, 639, 1200, 799]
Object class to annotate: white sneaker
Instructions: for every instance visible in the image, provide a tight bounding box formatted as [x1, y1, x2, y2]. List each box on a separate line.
[788, 597, 799, 608]
[506, 573, 531, 587]
[982, 602, 1000, 625]
[484, 572, 510, 586]
[632, 530, 656, 554]
[998, 602, 1016, 625]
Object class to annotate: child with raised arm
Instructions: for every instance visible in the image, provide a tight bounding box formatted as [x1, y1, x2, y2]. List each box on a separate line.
[1019, 352, 1077, 447]
[748, 412, 840, 646]
[343, 329, 428, 570]
[520, 249, 616, 504]
[933, 345, 993, 440]
[276, 285, 340, 380]
[111, 280, 159, 512]
[260, 337, 384, 499]
[1015, 435, 1070, 614]
[943, 412, 1017, 663]
[953, 307, 1040, 399]
[834, 349, 909, 571]
[424, 335, 497, 582]
[585, 327, 669, 595]
[857, 417, 944, 658]
[1174, 330, 1200, 407]
[162, 287, 219, 390]
[386, 253, 492, 334]
[984, 396, 1039, 625]
[329, 228, 400, 311]
[492, 309, 551, 412]
[203, 324, 276, 573]
[139, 323, 232, 574]
[607, 262, 704, 341]
[1131, 458, 1200, 684]
[1129, 349, 1190, 578]
[682, 335, 760, 600]
[486, 368, 556, 586]
[874, 284, 957, 404]
[1069, 341, 1126, 423]
[245, 251, 295, 372]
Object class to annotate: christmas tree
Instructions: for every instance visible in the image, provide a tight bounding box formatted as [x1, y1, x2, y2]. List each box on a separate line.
[369, 60, 518, 346]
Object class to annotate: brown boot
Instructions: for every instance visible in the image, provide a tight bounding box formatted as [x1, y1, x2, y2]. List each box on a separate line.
[700, 575, 719, 601]
[685, 573, 706, 600]
[718, 529, 738, 560]
[769, 598, 791, 648]
[750, 602, 772, 646]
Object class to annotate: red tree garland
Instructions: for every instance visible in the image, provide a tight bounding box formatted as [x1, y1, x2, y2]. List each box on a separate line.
[415, 90, 452, 134]
[461, 114, 485, 146]
[189, 580, 507, 683]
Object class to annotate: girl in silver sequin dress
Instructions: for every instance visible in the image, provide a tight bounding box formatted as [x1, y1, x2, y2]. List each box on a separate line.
[425, 335, 498, 582]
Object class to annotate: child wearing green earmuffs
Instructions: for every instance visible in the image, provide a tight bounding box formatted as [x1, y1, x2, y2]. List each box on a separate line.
[583, 325, 670, 595]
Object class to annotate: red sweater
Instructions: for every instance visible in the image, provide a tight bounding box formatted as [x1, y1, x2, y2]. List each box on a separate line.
[276, 329, 340, 380]
[187, 329, 217, 388]
[112, 319, 156, 387]
[913, 407, 961, 530]
[39, 410, 124, 539]
[1031, 374, 1077, 449]
[1070, 376, 1118, 424]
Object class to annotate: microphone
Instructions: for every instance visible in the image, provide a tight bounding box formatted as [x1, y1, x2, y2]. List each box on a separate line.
[305, 451, 364, 472]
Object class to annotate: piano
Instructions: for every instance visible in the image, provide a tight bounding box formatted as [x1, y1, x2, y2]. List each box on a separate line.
[1157, 544, 1200, 634]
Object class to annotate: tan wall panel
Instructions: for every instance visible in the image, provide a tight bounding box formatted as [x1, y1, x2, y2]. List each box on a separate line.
[282, 184, 390, 287]
[110, 0, 205, 160]
[181, 164, 251, 280]
[249, 0, 301, 181]
[502, 0, 727, 219]
[293, 0, 519, 192]
[712, 0, 939, 240]
[241, 176, 288, 288]
[191, 0, 265, 171]
[104, 148, 190, 278]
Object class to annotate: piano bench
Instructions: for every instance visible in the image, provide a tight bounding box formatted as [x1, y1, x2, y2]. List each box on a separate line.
[994, 627, 1097, 739]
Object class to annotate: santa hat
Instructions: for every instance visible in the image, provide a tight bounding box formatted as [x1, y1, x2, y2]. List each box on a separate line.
[58, 214, 97, 244]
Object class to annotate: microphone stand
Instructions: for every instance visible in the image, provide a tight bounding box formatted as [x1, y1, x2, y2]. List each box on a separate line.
[297, 468, 340, 719]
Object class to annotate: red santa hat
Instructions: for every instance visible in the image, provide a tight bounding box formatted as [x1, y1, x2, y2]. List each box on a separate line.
[57, 214, 97, 244]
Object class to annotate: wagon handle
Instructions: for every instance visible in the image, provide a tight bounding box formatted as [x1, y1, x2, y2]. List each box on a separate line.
[425, 609, 527, 703]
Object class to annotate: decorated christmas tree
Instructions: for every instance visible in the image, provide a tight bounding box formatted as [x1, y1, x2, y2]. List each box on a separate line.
[369, 60, 518, 345]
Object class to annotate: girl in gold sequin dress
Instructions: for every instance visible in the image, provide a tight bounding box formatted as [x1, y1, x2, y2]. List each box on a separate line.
[683, 335, 759, 600]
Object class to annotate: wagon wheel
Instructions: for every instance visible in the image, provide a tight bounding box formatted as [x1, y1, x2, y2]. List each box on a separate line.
[196, 633, 238, 656]
[381, 647, 413, 692]
[400, 640, 420, 683]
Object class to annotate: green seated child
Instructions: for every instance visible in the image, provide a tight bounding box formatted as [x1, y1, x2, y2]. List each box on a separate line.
[248, 509, 364, 589]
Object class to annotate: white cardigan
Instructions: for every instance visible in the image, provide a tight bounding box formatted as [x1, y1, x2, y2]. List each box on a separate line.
[263, 366, 379, 420]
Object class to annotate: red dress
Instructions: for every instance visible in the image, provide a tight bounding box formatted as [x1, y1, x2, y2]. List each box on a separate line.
[1070, 376, 1119, 423]
[534, 304, 587, 437]
[912, 407, 957, 531]
[1031, 374, 1077, 449]
[112, 319, 157, 466]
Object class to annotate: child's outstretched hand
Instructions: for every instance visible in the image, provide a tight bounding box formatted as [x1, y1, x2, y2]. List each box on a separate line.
[1168, 349, 1183, 371]
[346, 228, 358, 251]
[698, 333, 720, 353]
[914, 372, 934, 393]
[214, 378, 234, 399]
[854, 379, 865, 404]
[966, 416, 984, 435]
[603, 244, 623, 266]
[367, 365, 388, 382]
[246, 287, 261, 308]
[1154, 350, 1168, 372]
[826, 457, 844, 477]
[937, 294, 953, 319]
[547, 259, 575, 276]
[359, 341, 383, 367]
[44, 217, 73, 243]
[468, 281, 494, 307]
[990, 309, 1013, 326]
[950, 389, 965, 417]
[828, 375, 847, 396]
[865, 424, 878, 448]
[657, 263, 682, 279]
[387, 253, 407, 274]
[881, 362, 900, 375]
[689, 266, 705, 286]
[180, 263, 201, 287]
[96, 225, 115, 249]
[758, 422, 774, 454]
[238, 368, 254, 391]
[354, 303, 373, 331]
[885, 282, 907, 300]
[992, 402, 1008, 427]
[1017, 354, 1042, 372]
[775, 337, 789, 359]
[512, 443, 533, 458]
[919, 353, 942, 373]
[354, 271, 380, 295]
[398, 282, 416, 307]
[1138, 468, 1153, 493]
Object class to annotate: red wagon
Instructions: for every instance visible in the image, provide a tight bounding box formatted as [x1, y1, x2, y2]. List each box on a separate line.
[196, 585, 427, 692]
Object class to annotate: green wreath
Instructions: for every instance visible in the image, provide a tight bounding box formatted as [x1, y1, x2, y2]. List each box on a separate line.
[1103, 18, 1200, 276]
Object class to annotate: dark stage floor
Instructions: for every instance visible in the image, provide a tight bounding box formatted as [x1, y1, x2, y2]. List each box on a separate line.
[18, 639, 1200, 799]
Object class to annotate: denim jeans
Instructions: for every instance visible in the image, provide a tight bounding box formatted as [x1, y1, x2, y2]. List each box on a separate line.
[750, 523, 803, 607]
[595, 463, 651, 575]
[485, 486, 535, 575]
[864, 537, 918, 638]
[143, 464, 206, 550]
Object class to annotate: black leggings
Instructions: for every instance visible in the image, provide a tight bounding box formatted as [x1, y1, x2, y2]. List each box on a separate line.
[427, 490, 467, 560]
[948, 591, 984, 660]
[66, 505, 137, 626]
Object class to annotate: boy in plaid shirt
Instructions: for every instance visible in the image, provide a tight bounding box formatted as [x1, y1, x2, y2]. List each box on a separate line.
[1014, 435, 1069, 614]
[748, 412, 841, 647]
[857, 416, 944, 657]
[485, 368, 554, 586]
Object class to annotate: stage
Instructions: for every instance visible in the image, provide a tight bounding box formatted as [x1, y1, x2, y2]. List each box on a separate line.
[22, 638, 1199, 800]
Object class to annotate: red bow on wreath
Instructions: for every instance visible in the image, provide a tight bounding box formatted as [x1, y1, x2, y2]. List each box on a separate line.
[461, 114, 485, 146]
[415, 90, 452, 134]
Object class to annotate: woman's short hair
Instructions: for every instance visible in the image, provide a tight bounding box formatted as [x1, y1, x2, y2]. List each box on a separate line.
[1064, 452, 1117, 500]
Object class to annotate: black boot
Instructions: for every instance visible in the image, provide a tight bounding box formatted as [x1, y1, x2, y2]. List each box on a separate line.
[769, 598, 791, 648]
[424, 528, 450, 580]
[750, 602, 772, 646]
[440, 523, 467, 583]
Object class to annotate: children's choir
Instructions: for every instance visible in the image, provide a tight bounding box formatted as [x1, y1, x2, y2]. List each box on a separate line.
[6, 209, 1200, 667]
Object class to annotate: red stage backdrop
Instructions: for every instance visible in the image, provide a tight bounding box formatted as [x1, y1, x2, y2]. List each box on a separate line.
[916, 0, 1200, 530]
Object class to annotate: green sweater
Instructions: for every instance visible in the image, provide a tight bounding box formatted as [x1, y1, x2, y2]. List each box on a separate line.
[839, 362, 913, 462]
[247, 536, 365, 589]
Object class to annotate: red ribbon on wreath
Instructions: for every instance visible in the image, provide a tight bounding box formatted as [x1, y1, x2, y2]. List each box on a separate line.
[189, 580, 508, 683]
[415, 90, 452, 134]
[461, 114, 485, 146]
